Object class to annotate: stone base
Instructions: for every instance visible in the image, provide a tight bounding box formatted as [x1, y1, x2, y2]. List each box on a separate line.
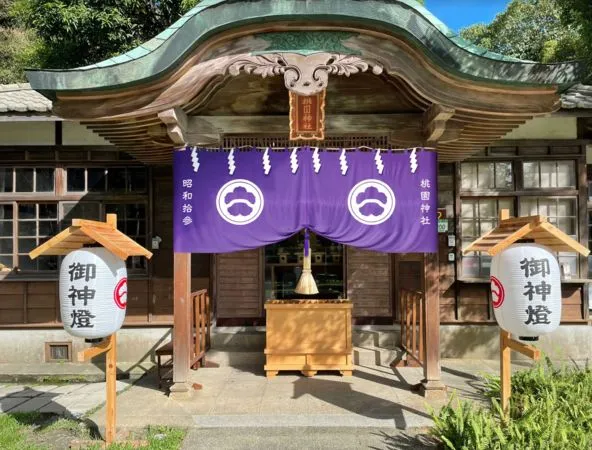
[419, 379, 447, 400]
[168, 382, 194, 400]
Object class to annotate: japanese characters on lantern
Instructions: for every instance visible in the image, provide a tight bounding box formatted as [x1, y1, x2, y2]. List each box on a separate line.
[490, 244, 561, 339]
[59, 248, 127, 339]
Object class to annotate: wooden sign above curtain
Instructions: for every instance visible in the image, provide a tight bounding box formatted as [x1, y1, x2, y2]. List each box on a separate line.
[289, 90, 326, 140]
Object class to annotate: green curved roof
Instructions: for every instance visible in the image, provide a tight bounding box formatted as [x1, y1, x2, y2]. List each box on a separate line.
[27, 0, 587, 95]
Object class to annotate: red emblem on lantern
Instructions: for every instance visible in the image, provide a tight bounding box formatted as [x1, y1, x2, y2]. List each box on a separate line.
[114, 277, 128, 310]
[490, 275, 505, 309]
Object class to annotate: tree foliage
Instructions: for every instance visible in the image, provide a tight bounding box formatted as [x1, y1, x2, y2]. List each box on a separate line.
[12, 1, 198, 69]
[0, 0, 42, 83]
[460, 0, 585, 63]
[560, 0, 592, 64]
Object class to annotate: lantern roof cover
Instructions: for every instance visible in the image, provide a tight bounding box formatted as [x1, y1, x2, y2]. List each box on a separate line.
[464, 215, 590, 257]
[29, 218, 153, 261]
[26, 0, 587, 97]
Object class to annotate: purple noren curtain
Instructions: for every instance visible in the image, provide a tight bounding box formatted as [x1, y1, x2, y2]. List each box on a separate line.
[174, 147, 437, 253]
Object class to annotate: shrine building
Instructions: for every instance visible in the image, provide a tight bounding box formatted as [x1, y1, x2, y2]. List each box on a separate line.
[0, 0, 591, 392]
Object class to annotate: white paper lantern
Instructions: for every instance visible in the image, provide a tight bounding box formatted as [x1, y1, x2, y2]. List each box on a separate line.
[59, 248, 127, 339]
[490, 243, 561, 339]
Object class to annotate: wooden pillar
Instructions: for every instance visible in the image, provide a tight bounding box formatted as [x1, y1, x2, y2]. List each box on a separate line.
[420, 252, 447, 398]
[170, 252, 192, 397]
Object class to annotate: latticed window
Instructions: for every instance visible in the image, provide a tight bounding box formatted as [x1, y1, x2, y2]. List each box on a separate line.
[66, 167, 146, 193]
[0, 168, 55, 193]
[0, 163, 149, 273]
[460, 156, 580, 279]
[461, 198, 514, 278]
[17, 203, 59, 271]
[461, 162, 513, 190]
[520, 197, 578, 276]
[523, 160, 576, 189]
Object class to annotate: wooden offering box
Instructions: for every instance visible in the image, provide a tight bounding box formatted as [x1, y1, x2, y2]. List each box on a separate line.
[264, 300, 353, 378]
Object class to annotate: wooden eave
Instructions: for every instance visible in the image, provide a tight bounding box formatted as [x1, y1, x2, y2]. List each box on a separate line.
[25, 1, 587, 165]
[464, 215, 590, 257]
[29, 219, 153, 261]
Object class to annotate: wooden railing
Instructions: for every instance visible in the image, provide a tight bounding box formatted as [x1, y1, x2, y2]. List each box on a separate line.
[155, 289, 211, 388]
[190, 289, 211, 369]
[397, 289, 425, 367]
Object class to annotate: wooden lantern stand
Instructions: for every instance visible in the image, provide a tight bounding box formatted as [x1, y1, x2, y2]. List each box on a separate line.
[465, 208, 590, 419]
[29, 214, 153, 447]
[499, 330, 540, 417]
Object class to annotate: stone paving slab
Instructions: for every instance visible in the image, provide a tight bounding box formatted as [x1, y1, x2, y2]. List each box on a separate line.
[181, 426, 437, 450]
[0, 397, 28, 413]
[90, 361, 467, 431]
[192, 413, 432, 429]
[0, 380, 131, 416]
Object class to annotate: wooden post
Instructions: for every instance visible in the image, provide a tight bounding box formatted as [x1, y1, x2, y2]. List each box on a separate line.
[106, 213, 117, 228]
[500, 330, 512, 417]
[105, 334, 117, 444]
[170, 252, 192, 397]
[499, 330, 541, 417]
[77, 334, 117, 445]
[420, 252, 447, 398]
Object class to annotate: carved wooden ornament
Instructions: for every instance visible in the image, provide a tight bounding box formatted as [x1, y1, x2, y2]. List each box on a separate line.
[289, 90, 326, 141]
[227, 53, 383, 96]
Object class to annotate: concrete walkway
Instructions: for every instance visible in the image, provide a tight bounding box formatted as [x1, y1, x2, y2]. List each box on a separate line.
[0, 380, 130, 417]
[87, 356, 520, 432]
[180, 426, 438, 450]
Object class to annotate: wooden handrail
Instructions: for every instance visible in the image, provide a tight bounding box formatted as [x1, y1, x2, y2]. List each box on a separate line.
[190, 289, 211, 370]
[397, 288, 425, 368]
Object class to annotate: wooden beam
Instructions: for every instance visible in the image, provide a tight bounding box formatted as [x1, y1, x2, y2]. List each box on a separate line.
[158, 107, 189, 145]
[424, 104, 455, 144]
[77, 336, 113, 362]
[506, 337, 541, 360]
[188, 113, 419, 137]
[170, 252, 192, 397]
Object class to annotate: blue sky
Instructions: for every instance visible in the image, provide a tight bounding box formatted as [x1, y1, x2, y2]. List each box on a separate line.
[425, 1, 511, 32]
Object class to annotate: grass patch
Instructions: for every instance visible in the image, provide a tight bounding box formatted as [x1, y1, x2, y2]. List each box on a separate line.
[35, 376, 90, 385]
[431, 358, 592, 449]
[0, 412, 44, 450]
[0, 413, 186, 450]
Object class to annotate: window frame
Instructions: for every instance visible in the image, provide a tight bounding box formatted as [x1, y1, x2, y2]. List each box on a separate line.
[65, 166, 148, 194]
[0, 167, 57, 195]
[460, 197, 516, 279]
[460, 161, 514, 192]
[0, 162, 150, 277]
[521, 159, 577, 190]
[459, 156, 582, 280]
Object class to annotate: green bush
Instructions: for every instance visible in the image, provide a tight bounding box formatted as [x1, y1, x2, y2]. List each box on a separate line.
[431, 358, 592, 449]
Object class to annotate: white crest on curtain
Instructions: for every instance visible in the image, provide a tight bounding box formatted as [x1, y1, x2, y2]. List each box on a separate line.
[290, 147, 299, 174]
[312, 147, 321, 173]
[228, 148, 236, 175]
[374, 149, 384, 175]
[191, 146, 200, 173]
[410, 148, 418, 174]
[263, 148, 271, 175]
[340, 149, 349, 175]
